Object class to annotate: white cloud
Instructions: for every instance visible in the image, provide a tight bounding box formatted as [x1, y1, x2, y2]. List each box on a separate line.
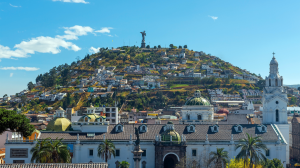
[0, 36, 81, 59]
[10, 73, 13, 77]
[208, 15, 218, 20]
[95, 27, 113, 33]
[89, 47, 100, 53]
[10, 4, 21, 8]
[0, 67, 40, 71]
[52, 0, 89, 4]
[15, 36, 81, 54]
[0, 25, 113, 60]
[57, 25, 94, 40]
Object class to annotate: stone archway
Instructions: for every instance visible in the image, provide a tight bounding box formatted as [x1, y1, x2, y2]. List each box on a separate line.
[163, 153, 179, 168]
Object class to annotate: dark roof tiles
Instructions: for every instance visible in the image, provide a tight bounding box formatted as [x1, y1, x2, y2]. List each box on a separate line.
[39, 124, 278, 142]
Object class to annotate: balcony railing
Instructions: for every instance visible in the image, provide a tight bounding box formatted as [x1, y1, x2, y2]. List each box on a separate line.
[72, 121, 109, 125]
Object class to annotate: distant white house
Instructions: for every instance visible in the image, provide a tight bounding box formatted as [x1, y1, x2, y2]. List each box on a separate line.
[148, 82, 160, 89]
[201, 64, 210, 69]
[193, 73, 201, 78]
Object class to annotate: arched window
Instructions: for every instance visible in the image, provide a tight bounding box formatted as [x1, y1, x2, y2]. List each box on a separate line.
[214, 126, 217, 131]
[115, 161, 120, 168]
[276, 109, 279, 122]
[142, 161, 146, 168]
[275, 79, 278, 86]
[100, 118, 103, 122]
[269, 79, 271, 86]
[190, 126, 194, 131]
[238, 126, 242, 131]
[118, 126, 122, 131]
[142, 126, 146, 131]
[187, 114, 190, 120]
[276, 101, 279, 104]
[198, 115, 202, 120]
[262, 126, 265, 132]
[281, 79, 283, 86]
[85, 117, 88, 122]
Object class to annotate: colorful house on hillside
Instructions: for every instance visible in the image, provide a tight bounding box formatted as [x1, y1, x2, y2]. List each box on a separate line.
[87, 87, 94, 93]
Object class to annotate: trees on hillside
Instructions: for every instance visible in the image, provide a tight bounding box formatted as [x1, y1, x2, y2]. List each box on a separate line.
[184, 45, 187, 48]
[158, 45, 161, 48]
[169, 44, 174, 49]
[61, 68, 71, 87]
[0, 108, 35, 137]
[28, 82, 34, 91]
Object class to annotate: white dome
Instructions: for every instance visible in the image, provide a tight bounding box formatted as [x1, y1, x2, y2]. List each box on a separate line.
[270, 56, 278, 65]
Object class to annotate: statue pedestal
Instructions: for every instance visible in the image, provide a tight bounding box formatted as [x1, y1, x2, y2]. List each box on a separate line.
[132, 145, 144, 168]
[141, 41, 146, 48]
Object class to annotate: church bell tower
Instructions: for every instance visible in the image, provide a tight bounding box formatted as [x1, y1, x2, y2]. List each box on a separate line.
[262, 53, 289, 165]
[262, 53, 288, 124]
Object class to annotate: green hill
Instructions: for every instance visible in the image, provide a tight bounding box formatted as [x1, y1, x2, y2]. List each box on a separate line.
[1, 46, 264, 113]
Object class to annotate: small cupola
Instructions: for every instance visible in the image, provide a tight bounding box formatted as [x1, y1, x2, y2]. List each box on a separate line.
[234, 124, 243, 133]
[115, 124, 123, 132]
[55, 107, 65, 118]
[187, 124, 195, 133]
[210, 124, 219, 133]
[257, 124, 267, 133]
[139, 124, 147, 133]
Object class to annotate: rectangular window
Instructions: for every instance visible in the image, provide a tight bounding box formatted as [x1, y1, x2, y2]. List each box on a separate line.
[142, 149, 146, 157]
[89, 149, 93, 156]
[266, 149, 270, 156]
[112, 119, 115, 123]
[192, 149, 197, 156]
[106, 113, 110, 117]
[112, 113, 116, 117]
[116, 149, 120, 157]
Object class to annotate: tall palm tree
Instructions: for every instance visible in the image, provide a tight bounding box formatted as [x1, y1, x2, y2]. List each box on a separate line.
[47, 138, 71, 163]
[235, 133, 268, 168]
[97, 139, 116, 163]
[208, 148, 229, 168]
[30, 138, 51, 163]
[119, 161, 130, 168]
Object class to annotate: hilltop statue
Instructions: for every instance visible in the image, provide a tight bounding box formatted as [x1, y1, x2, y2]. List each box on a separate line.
[135, 127, 140, 146]
[140, 31, 146, 48]
[140, 31, 146, 42]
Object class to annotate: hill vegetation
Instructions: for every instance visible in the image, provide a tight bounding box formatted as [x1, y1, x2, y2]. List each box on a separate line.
[1, 45, 266, 113]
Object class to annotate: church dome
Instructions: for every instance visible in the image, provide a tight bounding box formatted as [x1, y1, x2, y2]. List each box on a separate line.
[161, 130, 181, 142]
[270, 56, 278, 65]
[46, 117, 71, 132]
[57, 107, 64, 111]
[185, 90, 210, 106]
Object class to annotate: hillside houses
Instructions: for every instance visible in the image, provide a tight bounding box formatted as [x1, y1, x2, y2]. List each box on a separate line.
[208, 89, 242, 103]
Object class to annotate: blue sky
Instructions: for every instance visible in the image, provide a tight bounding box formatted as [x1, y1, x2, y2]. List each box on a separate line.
[0, 0, 300, 96]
